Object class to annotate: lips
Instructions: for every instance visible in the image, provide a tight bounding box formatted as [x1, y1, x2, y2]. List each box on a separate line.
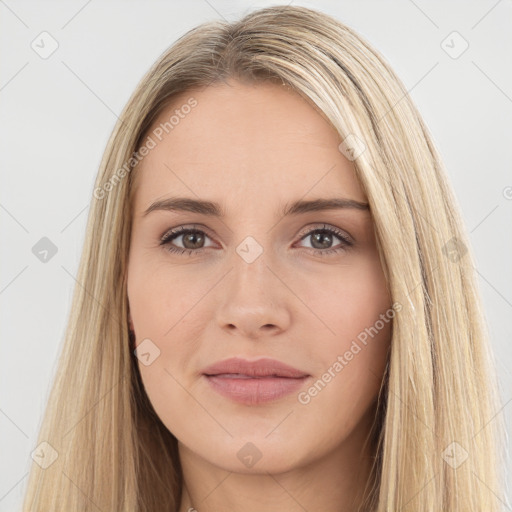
[201, 357, 309, 378]
[202, 357, 310, 405]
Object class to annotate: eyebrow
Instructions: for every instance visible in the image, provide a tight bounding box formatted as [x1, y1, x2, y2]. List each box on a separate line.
[142, 196, 370, 218]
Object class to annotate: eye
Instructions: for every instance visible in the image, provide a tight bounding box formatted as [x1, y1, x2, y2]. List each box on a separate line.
[159, 225, 216, 256]
[294, 224, 353, 257]
[159, 223, 353, 257]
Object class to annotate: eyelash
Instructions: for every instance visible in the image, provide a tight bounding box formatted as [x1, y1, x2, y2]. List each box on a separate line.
[159, 224, 353, 258]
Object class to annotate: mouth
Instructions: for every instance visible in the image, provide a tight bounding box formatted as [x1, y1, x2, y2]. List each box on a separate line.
[203, 374, 310, 405]
[201, 357, 310, 405]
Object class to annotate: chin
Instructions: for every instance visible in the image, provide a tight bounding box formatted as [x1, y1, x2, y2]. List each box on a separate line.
[216, 434, 310, 473]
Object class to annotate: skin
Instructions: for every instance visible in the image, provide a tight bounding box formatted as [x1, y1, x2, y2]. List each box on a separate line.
[127, 79, 392, 512]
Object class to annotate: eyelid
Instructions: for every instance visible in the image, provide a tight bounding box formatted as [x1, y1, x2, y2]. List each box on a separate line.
[160, 223, 216, 242]
[295, 223, 354, 244]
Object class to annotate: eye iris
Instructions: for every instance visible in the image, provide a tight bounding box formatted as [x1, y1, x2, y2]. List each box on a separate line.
[183, 231, 204, 249]
[311, 231, 333, 249]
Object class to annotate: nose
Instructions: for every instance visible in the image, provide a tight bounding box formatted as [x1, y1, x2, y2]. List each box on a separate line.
[214, 250, 292, 339]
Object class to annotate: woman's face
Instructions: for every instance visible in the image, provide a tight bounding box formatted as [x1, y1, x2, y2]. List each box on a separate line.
[127, 79, 392, 473]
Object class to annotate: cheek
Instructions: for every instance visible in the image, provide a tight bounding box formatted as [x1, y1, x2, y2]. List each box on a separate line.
[127, 253, 203, 336]
[297, 254, 391, 405]
[128, 262, 197, 429]
[300, 251, 391, 342]
[127, 256, 209, 408]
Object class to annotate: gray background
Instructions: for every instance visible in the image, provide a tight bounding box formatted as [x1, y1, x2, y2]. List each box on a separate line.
[1, 0, 511, 509]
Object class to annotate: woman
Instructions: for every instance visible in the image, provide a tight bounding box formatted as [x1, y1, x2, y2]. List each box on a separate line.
[23, 5, 506, 511]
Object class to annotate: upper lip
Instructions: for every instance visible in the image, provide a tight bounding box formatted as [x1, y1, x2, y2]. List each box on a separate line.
[202, 357, 309, 378]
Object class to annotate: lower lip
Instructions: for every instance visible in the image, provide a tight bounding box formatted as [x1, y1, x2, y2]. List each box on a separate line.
[204, 374, 309, 405]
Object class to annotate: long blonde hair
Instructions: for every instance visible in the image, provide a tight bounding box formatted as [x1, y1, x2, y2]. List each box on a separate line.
[23, 5, 506, 511]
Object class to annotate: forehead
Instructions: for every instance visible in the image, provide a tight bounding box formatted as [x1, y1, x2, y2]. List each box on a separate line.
[132, 80, 366, 212]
